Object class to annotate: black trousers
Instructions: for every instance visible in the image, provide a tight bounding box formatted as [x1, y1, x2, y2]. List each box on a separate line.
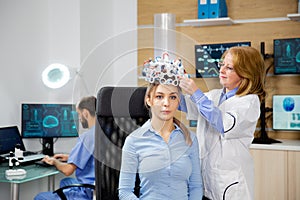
[202, 196, 211, 200]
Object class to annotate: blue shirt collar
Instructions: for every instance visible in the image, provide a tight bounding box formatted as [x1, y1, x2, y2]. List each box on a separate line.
[219, 87, 238, 105]
[222, 87, 238, 99]
[140, 119, 181, 136]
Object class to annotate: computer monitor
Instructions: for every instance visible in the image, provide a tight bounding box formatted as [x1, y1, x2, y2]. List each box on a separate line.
[273, 95, 300, 131]
[0, 126, 25, 156]
[195, 41, 251, 78]
[21, 103, 79, 155]
[273, 37, 300, 75]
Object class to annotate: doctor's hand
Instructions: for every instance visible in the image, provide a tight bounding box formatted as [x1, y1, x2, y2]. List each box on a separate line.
[179, 77, 198, 95]
[41, 155, 56, 165]
[53, 153, 68, 162]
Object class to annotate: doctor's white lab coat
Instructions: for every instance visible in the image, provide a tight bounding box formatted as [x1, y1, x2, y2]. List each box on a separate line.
[184, 89, 260, 200]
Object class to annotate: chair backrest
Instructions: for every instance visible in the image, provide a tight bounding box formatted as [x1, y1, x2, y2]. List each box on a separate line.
[95, 86, 149, 200]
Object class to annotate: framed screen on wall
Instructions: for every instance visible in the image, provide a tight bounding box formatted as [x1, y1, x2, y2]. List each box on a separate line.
[273, 37, 300, 75]
[195, 41, 251, 78]
[273, 95, 300, 131]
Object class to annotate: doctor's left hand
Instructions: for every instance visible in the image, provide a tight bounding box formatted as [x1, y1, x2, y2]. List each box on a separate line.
[179, 77, 198, 95]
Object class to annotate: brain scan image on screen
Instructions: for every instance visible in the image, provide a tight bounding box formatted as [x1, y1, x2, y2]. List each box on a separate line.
[22, 104, 78, 138]
[273, 95, 300, 131]
[195, 42, 251, 78]
[283, 97, 295, 112]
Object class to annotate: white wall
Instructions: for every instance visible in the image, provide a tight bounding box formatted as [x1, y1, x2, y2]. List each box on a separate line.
[79, 0, 137, 97]
[0, 0, 137, 199]
[0, 0, 80, 150]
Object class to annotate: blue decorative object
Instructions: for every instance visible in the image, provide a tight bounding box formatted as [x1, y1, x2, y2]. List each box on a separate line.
[283, 97, 295, 112]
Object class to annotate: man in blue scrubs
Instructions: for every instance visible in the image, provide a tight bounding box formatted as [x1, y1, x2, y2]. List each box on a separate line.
[34, 96, 96, 200]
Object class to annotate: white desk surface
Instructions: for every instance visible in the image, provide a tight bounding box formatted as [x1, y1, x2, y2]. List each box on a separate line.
[250, 139, 300, 151]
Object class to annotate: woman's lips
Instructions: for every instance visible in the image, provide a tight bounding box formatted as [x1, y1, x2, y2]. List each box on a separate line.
[161, 110, 171, 114]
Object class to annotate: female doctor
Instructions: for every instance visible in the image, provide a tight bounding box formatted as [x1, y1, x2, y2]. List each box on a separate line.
[179, 46, 266, 200]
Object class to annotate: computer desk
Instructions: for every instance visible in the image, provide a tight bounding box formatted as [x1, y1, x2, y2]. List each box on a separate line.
[0, 163, 60, 200]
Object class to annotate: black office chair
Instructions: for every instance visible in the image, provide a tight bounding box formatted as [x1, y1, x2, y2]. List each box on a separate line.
[94, 86, 149, 200]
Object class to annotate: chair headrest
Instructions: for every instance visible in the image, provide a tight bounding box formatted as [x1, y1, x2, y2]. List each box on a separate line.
[96, 86, 149, 118]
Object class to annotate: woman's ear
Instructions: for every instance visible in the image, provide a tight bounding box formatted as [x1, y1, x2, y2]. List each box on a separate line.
[146, 97, 152, 108]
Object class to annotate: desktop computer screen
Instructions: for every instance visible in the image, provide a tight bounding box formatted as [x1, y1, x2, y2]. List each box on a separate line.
[21, 103, 79, 138]
[273, 95, 300, 131]
[195, 41, 251, 78]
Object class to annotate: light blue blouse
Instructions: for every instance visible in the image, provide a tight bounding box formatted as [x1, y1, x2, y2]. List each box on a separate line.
[118, 120, 203, 200]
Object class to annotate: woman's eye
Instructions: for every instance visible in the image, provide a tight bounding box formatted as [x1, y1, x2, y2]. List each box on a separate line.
[227, 67, 234, 71]
[170, 96, 177, 100]
[156, 95, 163, 99]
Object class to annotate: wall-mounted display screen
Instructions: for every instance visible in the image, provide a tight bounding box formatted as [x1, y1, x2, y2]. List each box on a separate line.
[274, 37, 300, 75]
[273, 95, 300, 131]
[21, 103, 79, 138]
[195, 42, 251, 78]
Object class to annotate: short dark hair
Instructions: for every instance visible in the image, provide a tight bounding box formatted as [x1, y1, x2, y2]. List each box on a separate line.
[77, 96, 97, 117]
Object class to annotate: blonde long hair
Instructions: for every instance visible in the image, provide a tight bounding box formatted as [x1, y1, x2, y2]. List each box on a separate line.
[144, 82, 192, 146]
[221, 46, 266, 102]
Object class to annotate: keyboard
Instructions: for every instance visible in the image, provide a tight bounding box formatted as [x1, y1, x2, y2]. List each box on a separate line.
[19, 153, 46, 165]
[23, 151, 39, 156]
[35, 160, 52, 167]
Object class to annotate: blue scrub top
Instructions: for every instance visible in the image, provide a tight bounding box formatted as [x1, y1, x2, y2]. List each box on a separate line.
[68, 125, 95, 184]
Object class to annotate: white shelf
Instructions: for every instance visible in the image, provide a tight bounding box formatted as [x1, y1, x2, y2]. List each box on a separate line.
[140, 15, 299, 29]
[183, 17, 234, 26]
[182, 16, 299, 27]
[287, 13, 300, 21]
[233, 17, 289, 24]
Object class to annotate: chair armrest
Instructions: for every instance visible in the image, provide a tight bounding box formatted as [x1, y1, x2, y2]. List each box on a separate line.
[53, 184, 95, 200]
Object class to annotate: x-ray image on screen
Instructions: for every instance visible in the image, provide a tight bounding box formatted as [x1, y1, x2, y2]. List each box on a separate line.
[274, 37, 300, 75]
[195, 42, 251, 78]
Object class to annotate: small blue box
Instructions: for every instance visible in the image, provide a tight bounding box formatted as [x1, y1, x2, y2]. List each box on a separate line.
[198, 0, 228, 19]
